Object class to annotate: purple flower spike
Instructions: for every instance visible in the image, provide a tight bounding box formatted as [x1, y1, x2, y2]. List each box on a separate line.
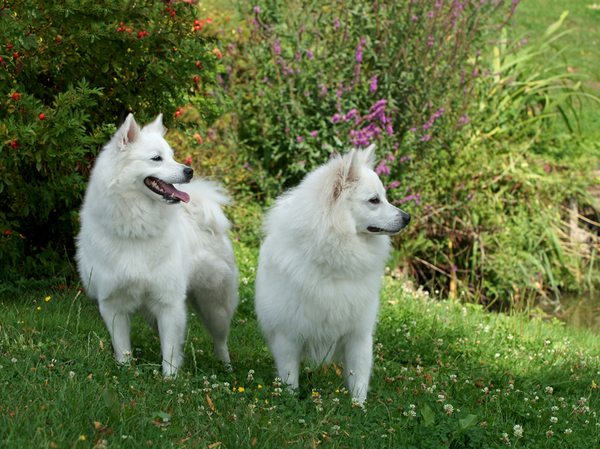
[253, 6, 260, 13]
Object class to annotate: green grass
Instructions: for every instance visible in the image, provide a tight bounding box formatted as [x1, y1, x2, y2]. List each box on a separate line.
[1, 243, 599, 448]
[514, 0, 600, 138]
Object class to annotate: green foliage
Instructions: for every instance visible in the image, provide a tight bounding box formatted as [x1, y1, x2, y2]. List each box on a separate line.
[1, 246, 599, 447]
[0, 0, 221, 284]
[389, 13, 600, 303]
[218, 0, 514, 193]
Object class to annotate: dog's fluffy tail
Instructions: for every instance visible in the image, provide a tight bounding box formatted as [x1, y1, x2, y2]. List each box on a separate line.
[180, 179, 231, 234]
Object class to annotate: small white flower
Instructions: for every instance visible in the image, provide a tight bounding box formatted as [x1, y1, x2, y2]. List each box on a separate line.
[507, 334, 513, 340]
[564, 429, 572, 435]
[513, 425, 523, 438]
[443, 404, 454, 415]
[550, 417, 558, 423]
[242, 277, 248, 285]
[166, 390, 173, 395]
[11, 358, 17, 363]
[545, 386, 553, 394]
[69, 371, 75, 379]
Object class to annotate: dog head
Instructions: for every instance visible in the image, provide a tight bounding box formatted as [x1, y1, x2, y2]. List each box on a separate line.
[112, 113, 192, 204]
[329, 145, 411, 236]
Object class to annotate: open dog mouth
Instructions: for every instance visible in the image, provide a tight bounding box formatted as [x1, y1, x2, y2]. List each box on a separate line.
[144, 177, 190, 204]
[367, 226, 386, 233]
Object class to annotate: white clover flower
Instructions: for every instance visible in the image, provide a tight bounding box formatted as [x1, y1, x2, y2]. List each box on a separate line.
[166, 390, 173, 395]
[249, 267, 255, 273]
[443, 404, 454, 415]
[550, 417, 558, 423]
[507, 334, 513, 340]
[513, 425, 523, 438]
[551, 406, 559, 412]
[564, 429, 572, 435]
[69, 371, 75, 379]
[11, 358, 17, 363]
[545, 386, 553, 394]
[242, 277, 248, 285]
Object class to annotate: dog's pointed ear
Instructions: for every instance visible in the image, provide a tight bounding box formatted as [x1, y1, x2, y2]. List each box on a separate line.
[332, 149, 361, 201]
[143, 113, 166, 136]
[359, 144, 377, 169]
[115, 113, 141, 151]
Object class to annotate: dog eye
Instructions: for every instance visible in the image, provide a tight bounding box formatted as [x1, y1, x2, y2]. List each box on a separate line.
[369, 197, 380, 205]
[151, 156, 162, 162]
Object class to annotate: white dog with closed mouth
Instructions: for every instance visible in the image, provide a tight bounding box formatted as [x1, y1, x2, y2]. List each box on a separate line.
[76, 113, 238, 377]
[255, 145, 410, 405]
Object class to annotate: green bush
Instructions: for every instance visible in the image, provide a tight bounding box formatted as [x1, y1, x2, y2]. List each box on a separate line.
[0, 0, 220, 285]
[218, 0, 515, 193]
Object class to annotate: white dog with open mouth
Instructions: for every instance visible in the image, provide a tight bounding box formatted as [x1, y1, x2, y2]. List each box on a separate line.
[76, 113, 238, 377]
[255, 145, 411, 405]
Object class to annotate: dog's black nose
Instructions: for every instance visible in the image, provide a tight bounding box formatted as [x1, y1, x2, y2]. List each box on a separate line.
[183, 167, 194, 180]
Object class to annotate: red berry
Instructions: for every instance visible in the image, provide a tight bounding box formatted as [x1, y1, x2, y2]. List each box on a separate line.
[7, 44, 12, 49]
[196, 61, 201, 66]
[166, 6, 172, 11]
[39, 113, 45, 120]
[126, 28, 131, 33]
[170, 11, 176, 17]
[11, 141, 18, 148]
[55, 37, 60, 42]
[206, 18, 213, 24]
[0, 57, 3, 63]
[193, 76, 199, 82]
[175, 111, 181, 116]
[137, 31, 144, 38]
[12, 93, 20, 100]
[195, 20, 200, 25]
[13, 53, 19, 60]
[4, 230, 11, 236]
[195, 25, 200, 31]
[117, 27, 122, 32]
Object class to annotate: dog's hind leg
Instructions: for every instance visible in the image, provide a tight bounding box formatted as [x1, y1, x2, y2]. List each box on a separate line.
[188, 281, 238, 368]
[152, 300, 187, 378]
[98, 300, 132, 365]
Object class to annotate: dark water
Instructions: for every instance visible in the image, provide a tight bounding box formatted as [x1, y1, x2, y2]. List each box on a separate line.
[557, 292, 600, 334]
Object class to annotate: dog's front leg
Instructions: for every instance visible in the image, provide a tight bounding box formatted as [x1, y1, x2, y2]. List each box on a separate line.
[153, 300, 187, 378]
[98, 301, 132, 364]
[270, 332, 302, 393]
[341, 332, 373, 406]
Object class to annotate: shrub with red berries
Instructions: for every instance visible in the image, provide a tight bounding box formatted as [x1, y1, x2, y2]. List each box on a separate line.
[0, 0, 221, 283]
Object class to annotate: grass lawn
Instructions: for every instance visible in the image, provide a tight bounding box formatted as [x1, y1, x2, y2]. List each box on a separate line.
[514, 0, 600, 138]
[1, 243, 599, 448]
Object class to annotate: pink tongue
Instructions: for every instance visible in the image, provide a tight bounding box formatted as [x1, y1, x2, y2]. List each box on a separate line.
[161, 182, 190, 203]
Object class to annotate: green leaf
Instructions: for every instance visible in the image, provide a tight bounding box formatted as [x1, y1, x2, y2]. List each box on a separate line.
[458, 414, 478, 431]
[421, 404, 435, 427]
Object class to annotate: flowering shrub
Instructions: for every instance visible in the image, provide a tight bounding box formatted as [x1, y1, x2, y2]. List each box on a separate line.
[220, 0, 514, 191]
[0, 0, 220, 283]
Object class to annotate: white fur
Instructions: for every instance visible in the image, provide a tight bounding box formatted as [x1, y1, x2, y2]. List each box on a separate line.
[76, 114, 238, 377]
[255, 145, 410, 405]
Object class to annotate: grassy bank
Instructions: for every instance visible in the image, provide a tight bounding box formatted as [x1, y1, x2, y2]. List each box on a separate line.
[1, 243, 599, 448]
[514, 0, 600, 138]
